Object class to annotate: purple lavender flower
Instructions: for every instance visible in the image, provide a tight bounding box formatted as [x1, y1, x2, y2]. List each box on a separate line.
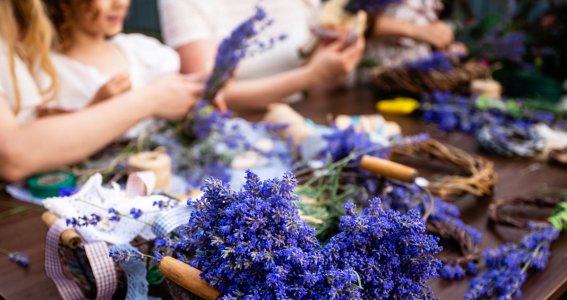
[129, 208, 142, 219]
[187, 101, 233, 140]
[440, 264, 465, 280]
[8, 252, 29, 268]
[323, 126, 388, 162]
[66, 213, 102, 227]
[344, 0, 401, 14]
[153, 198, 178, 210]
[480, 30, 526, 63]
[109, 248, 145, 263]
[465, 224, 559, 300]
[325, 199, 442, 299]
[176, 171, 360, 299]
[108, 208, 121, 222]
[406, 52, 454, 72]
[203, 6, 284, 102]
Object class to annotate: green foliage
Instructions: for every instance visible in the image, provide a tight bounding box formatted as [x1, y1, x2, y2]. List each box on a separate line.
[550, 201, 567, 231]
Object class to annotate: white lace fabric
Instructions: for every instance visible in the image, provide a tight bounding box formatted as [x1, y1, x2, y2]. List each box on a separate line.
[43, 174, 178, 245]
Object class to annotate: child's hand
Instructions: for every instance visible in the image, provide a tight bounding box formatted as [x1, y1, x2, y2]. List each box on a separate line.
[91, 74, 132, 105]
[145, 73, 205, 121]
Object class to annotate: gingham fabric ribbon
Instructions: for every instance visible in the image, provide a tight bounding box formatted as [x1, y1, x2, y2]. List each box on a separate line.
[151, 206, 192, 237]
[84, 243, 117, 300]
[45, 220, 84, 300]
[45, 220, 117, 300]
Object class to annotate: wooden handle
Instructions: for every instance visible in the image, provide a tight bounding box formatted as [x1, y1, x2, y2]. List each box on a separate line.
[41, 212, 82, 249]
[159, 256, 221, 300]
[359, 155, 418, 183]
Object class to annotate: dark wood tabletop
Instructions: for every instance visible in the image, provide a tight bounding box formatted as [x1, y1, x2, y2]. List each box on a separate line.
[1, 86, 566, 300]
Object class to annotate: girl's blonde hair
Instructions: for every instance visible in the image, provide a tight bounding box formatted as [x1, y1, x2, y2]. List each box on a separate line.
[0, 0, 58, 114]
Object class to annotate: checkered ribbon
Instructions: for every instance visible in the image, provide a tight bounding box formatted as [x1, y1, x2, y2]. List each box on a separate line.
[45, 220, 84, 300]
[151, 206, 192, 237]
[45, 220, 117, 300]
[85, 243, 117, 300]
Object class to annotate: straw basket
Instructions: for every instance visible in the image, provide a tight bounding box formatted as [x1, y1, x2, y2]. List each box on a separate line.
[372, 61, 489, 95]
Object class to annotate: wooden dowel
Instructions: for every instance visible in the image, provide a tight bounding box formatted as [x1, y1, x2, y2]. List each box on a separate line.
[359, 155, 418, 183]
[159, 256, 221, 300]
[41, 212, 82, 249]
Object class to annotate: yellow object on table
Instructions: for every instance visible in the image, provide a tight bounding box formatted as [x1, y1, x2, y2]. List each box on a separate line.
[376, 97, 420, 114]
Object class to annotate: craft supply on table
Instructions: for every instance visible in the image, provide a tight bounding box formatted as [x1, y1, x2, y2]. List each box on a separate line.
[158, 256, 221, 300]
[470, 79, 502, 99]
[127, 151, 172, 191]
[41, 211, 82, 249]
[26, 171, 76, 199]
[376, 97, 420, 115]
[391, 139, 495, 200]
[334, 114, 402, 138]
[262, 103, 316, 147]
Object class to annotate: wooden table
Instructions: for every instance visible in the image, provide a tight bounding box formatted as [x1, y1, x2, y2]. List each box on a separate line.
[1, 86, 566, 300]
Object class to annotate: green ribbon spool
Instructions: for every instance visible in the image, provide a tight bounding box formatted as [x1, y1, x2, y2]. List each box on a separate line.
[146, 265, 165, 285]
[26, 171, 76, 199]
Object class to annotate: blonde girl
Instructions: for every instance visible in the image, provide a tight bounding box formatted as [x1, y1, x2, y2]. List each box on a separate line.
[0, 0, 203, 182]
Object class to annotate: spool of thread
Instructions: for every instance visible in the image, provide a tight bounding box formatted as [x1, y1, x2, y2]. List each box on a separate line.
[41, 211, 82, 249]
[359, 155, 418, 183]
[159, 256, 221, 300]
[471, 79, 502, 99]
[263, 104, 316, 147]
[127, 152, 172, 191]
[27, 171, 76, 199]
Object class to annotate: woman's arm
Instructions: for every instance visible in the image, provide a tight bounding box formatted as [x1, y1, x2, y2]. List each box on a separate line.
[0, 74, 203, 182]
[177, 37, 365, 110]
[372, 16, 454, 49]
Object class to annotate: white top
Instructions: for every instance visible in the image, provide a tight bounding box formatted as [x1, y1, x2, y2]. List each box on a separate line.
[158, 0, 320, 80]
[0, 38, 45, 123]
[366, 0, 443, 68]
[50, 33, 180, 111]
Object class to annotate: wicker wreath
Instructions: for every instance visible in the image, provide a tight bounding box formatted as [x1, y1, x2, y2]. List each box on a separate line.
[427, 220, 480, 265]
[489, 195, 563, 229]
[372, 61, 489, 94]
[392, 139, 496, 200]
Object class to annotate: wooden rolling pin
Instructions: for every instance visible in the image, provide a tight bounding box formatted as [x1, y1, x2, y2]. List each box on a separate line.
[41, 212, 82, 249]
[159, 256, 221, 300]
[359, 155, 418, 183]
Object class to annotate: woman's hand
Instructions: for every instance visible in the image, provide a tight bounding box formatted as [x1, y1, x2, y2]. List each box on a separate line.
[91, 74, 132, 105]
[143, 73, 205, 121]
[305, 34, 365, 86]
[414, 21, 454, 49]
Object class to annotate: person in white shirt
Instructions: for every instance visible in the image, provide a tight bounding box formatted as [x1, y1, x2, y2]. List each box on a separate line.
[0, 0, 203, 182]
[41, 0, 202, 122]
[158, 0, 366, 110]
[366, 0, 459, 68]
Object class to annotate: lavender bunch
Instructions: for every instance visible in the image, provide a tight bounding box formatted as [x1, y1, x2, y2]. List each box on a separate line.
[382, 181, 482, 248]
[479, 30, 526, 64]
[325, 199, 442, 299]
[382, 182, 482, 281]
[203, 6, 284, 101]
[465, 224, 559, 300]
[422, 91, 480, 133]
[175, 171, 360, 299]
[344, 0, 401, 14]
[323, 126, 388, 163]
[405, 52, 454, 72]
